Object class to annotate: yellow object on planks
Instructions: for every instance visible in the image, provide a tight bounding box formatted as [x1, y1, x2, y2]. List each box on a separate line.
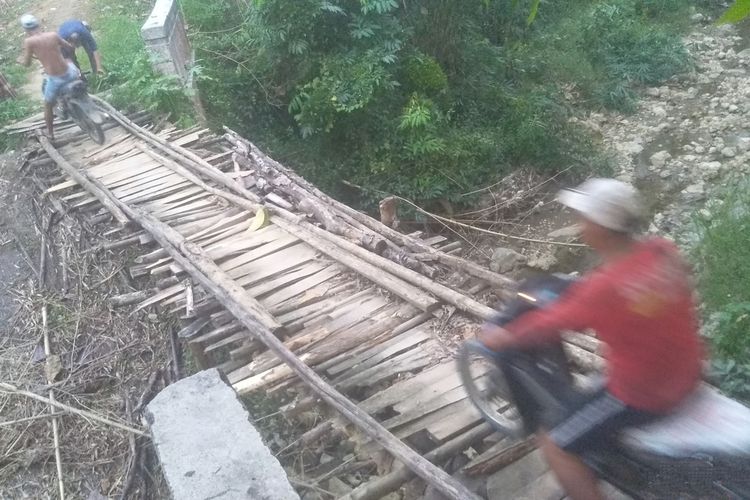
[249, 207, 270, 231]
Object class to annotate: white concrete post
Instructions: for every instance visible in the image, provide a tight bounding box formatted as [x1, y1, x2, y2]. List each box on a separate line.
[141, 0, 193, 83]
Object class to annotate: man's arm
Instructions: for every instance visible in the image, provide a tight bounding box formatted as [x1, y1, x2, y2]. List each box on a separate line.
[16, 40, 33, 66]
[92, 51, 103, 74]
[78, 30, 101, 73]
[479, 276, 610, 351]
[57, 35, 75, 53]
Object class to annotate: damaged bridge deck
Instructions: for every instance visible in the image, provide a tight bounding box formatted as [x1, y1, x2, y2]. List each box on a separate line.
[6, 102, 607, 500]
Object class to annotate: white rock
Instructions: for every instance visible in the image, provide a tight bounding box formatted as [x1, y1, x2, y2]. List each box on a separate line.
[621, 141, 644, 155]
[649, 150, 672, 168]
[526, 253, 558, 271]
[489, 248, 526, 274]
[683, 183, 705, 195]
[547, 224, 581, 240]
[694, 145, 706, 154]
[721, 146, 737, 158]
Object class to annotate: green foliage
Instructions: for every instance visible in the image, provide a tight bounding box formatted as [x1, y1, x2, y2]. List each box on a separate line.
[90, 0, 194, 124]
[403, 55, 448, 94]
[693, 187, 750, 402]
[718, 0, 750, 23]
[0, 98, 34, 151]
[524, 0, 691, 111]
[182, 0, 691, 207]
[0, 0, 36, 144]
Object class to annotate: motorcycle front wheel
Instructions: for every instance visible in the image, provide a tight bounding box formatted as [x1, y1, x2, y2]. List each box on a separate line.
[69, 101, 105, 145]
[458, 341, 525, 437]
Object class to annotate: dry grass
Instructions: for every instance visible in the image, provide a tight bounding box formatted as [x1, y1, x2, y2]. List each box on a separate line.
[0, 149, 173, 499]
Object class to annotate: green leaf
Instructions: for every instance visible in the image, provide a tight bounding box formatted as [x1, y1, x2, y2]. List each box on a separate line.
[718, 0, 750, 24]
[527, 0, 541, 25]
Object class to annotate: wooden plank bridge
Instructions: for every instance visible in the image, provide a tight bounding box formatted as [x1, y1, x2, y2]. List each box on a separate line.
[5, 100, 608, 500]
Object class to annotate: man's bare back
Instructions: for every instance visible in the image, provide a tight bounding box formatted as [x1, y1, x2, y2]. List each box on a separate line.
[19, 32, 73, 76]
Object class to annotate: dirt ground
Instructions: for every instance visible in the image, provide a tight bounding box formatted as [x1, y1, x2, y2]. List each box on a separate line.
[0, 146, 173, 498]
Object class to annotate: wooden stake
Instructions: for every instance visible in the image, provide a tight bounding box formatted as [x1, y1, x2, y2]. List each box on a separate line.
[42, 305, 65, 500]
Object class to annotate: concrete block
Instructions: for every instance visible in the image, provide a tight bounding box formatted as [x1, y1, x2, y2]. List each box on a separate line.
[141, 0, 179, 41]
[486, 449, 548, 500]
[146, 369, 299, 500]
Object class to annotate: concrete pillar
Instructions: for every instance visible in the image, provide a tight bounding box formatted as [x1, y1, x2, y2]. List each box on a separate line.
[146, 369, 299, 500]
[141, 0, 193, 83]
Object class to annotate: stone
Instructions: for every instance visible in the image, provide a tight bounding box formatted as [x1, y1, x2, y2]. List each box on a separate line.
[620, 141, 644, 156]
[721, 146, 737, 158]
[694, 145, 706, 154]
[489, 248, 526, 274]
[738, 48, 750, 59]
[526, 253, 558, 271]
[683, 183, 705, 196]
[702, 161, 722, 177]
[690, 12, 704, 22]
[146, 369, 299, 500]
[651, 105, 668, 119]
[547, 224, 581, 240]
[649, 150, 671, 168]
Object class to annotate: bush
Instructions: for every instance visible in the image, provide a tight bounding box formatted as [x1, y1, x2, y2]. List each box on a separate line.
[90, 0, 194, 124]
[180, 0, 692, 208]
[526, 0, 691, 111]
[693, 186, 750, 402]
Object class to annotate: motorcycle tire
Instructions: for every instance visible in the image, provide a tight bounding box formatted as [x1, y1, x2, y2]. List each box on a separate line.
[69, 101, 105, 145]
[458, 341, 525, 437]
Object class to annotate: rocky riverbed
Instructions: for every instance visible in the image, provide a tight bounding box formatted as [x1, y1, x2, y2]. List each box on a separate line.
[591, 20, 750, 246]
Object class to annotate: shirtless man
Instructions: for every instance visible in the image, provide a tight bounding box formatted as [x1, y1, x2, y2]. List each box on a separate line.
[16, 14, 78, 140]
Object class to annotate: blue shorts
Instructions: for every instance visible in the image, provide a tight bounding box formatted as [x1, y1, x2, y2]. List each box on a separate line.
[549, 388, 660, 454]
[43, 63, 79, 104]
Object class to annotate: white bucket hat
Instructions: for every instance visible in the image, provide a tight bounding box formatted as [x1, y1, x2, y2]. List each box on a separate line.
[557, 178, 643, 232]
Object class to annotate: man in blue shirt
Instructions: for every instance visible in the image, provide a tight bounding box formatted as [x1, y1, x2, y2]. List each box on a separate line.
[58, 20, 103, 75]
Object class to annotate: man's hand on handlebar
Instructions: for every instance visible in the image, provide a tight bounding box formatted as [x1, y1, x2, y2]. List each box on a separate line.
[478, 323, 516, 352]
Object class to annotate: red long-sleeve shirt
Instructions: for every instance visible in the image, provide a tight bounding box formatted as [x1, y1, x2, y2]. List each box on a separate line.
[505, 238, 703, 413]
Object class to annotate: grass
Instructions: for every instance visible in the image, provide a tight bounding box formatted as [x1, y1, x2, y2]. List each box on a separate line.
[692, 184, 750, 402]
[89, 0, 195, 126]
[0, 0, 36, 150]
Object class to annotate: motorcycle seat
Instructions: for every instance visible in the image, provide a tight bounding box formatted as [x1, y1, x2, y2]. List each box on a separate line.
[621, 384, 750, 458]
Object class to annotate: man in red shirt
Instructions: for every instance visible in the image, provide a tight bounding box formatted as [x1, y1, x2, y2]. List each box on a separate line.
[480, 178, 703, 500]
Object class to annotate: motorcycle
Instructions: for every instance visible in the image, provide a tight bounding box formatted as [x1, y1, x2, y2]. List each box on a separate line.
[459, 274, 750, 499]
[43, 72, 106, 145]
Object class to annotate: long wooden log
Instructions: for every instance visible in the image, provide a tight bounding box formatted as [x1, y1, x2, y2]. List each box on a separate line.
[224, 128, 514, 289]
[272, 217, 496, 320]
[36, 133, 130, 225]
[90, 96, 262, 205]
